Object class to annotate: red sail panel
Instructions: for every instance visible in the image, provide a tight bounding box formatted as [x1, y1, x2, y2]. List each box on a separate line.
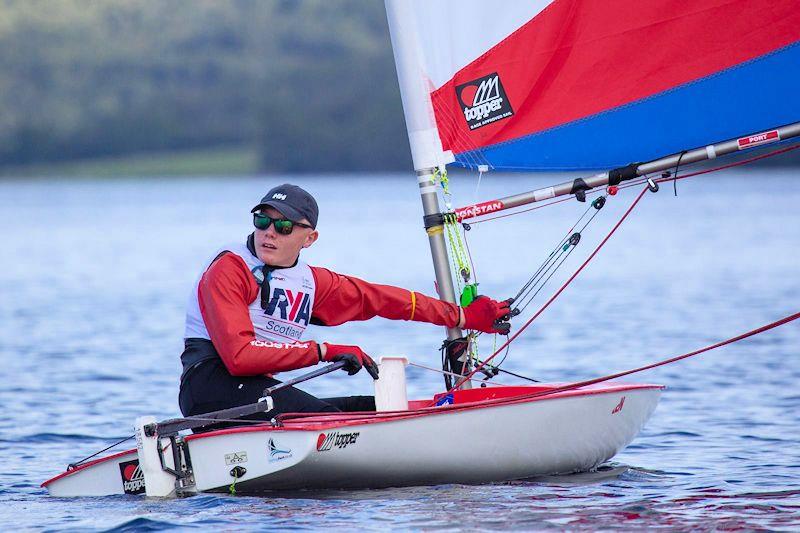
[431, 0, 800, 156]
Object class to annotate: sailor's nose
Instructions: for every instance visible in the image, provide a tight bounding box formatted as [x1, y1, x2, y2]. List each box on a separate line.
[264, 224, 280, 238]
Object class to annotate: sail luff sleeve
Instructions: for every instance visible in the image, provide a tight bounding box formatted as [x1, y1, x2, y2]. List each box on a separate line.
[385, 0, 449, 170]
[385, 0, 545, 170]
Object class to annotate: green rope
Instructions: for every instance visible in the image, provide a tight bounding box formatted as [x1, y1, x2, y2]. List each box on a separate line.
[435, 167, 483, 366]
[469, 332, 480, 366]
[437, 168, 475, 302]
[446, 219, 470, 280]
[229, 471, 238, 495]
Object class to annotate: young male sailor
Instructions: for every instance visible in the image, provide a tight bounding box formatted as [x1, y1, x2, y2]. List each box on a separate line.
[179, 184, 511, 422]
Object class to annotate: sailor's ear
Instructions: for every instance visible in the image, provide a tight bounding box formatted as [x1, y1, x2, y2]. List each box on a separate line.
[302, 230, 319, 248]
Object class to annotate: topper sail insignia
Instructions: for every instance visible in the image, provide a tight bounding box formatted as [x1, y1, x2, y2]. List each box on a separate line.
[42, 0, 800, 496]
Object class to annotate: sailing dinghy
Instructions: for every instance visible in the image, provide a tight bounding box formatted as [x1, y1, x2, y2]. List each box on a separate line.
[44, 380, 661, 496]
[43, 0, 800, 497]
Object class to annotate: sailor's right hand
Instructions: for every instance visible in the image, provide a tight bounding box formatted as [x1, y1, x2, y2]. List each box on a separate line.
[322, 343, 380, 380]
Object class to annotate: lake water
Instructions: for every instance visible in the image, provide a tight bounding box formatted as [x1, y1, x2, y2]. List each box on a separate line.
[1, 169, 799, 530]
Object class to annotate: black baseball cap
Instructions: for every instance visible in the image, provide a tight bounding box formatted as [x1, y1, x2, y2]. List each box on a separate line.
[250, 184, 319, 229]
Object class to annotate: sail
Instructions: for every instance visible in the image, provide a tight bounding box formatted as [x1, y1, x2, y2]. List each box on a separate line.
[386, 0, 800, 171]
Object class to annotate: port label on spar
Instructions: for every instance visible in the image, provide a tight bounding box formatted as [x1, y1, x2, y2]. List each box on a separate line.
[737, 130, 780, 150]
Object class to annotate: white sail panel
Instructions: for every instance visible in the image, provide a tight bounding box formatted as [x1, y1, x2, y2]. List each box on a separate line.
[385, 0, 550, 170]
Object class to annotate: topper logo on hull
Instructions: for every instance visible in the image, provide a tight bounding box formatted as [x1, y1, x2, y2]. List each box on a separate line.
[316, 431, 360, 452]
[119, 459, 146, 495]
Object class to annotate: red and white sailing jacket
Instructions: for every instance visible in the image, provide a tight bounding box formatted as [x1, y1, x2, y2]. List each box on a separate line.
[184, 241, 461, 376]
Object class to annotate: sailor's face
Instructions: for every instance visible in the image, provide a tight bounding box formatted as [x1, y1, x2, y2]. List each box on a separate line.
[253, 207, 318, 267]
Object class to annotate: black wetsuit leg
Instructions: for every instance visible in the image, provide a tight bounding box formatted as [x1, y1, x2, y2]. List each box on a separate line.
[179, 358, 375, 431]
[321, 395, 376, 412]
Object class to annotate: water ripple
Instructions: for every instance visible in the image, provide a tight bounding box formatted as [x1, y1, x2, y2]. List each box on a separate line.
[101, 517, 187, 532]
[8, 433, 123, 444]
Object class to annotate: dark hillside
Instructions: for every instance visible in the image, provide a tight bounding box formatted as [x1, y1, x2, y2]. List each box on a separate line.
[0, 0, 411, 172]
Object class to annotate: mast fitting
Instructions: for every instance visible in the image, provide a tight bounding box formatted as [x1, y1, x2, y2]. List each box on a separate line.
[426, 226, 444, 236]
[607, 162, 641, 185]
[570, 177, 590, 202]
[423, 213, 445, 229]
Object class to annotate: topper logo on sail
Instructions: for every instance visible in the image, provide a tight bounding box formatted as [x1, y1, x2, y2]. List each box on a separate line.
[472, 76, 500, 106]
[456, 72, 514, 130]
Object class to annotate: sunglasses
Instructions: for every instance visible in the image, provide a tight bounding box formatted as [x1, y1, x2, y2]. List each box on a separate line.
[253, 213, 313, 235]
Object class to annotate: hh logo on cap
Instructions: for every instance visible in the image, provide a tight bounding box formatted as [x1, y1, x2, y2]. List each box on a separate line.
[272, 193, 287, 200]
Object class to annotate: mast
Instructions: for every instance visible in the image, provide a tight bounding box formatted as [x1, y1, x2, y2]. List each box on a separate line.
[385, 0, 470, 386]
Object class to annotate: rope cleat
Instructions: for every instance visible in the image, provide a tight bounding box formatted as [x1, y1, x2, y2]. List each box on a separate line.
[460, 284, 478, 307]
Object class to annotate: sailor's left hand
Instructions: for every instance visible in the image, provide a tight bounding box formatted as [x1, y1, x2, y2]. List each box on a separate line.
[322, 343, 380, 380]
[461, 296, 512, 334]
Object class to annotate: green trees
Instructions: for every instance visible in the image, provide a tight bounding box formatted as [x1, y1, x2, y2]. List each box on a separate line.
[0, 0, 411, 172]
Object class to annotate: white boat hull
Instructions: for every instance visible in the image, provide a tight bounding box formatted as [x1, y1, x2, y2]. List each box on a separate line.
[43, 383, 661, 496]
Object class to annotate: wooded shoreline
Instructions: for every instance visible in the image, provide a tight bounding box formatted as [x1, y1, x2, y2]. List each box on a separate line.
[0, 0, 412, 173]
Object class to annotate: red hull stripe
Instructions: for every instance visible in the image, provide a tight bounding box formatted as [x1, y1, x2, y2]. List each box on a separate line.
[183, 383, 663, 439]
[431, 0, 800, 154]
